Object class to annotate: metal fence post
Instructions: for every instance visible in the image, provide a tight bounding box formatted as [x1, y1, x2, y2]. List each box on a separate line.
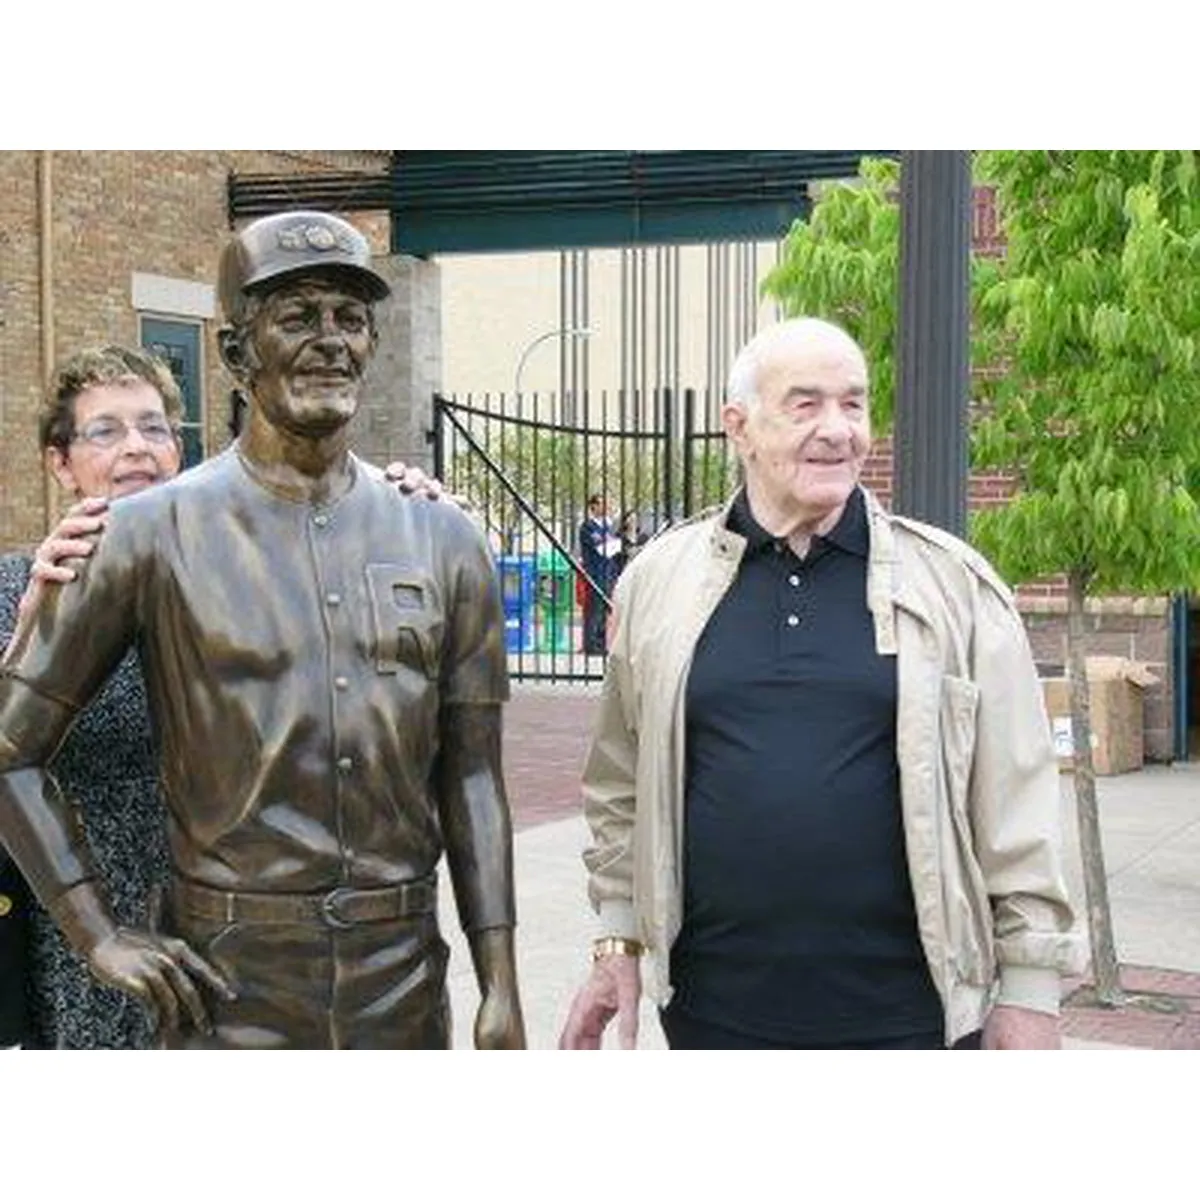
[430, 393, 446, 483]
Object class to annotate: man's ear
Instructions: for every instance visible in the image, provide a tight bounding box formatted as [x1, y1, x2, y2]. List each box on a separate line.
[218, 326, 247, 378]
[721, 401, 748, 447]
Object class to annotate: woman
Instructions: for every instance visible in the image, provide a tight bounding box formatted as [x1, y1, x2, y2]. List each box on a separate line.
[0, 344, 183, 1048]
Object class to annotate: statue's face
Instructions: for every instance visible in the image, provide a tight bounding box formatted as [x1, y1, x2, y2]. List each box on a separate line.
[246, 274, 375, 437]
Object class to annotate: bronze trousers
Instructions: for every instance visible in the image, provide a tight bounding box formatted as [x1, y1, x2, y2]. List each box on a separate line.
[162, 898, 451, 1050]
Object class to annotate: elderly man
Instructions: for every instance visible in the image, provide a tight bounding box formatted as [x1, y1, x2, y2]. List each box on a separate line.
[559, 317, 1076, 1050]
[0, 210, 525, 1049]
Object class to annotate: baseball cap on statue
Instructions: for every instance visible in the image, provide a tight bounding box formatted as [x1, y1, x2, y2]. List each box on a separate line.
[219, 210, 391, 320]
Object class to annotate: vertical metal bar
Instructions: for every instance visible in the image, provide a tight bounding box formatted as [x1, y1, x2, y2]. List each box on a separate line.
[682, 387, 695, 518]
[431, 393, 445, 482]
[673, 246, 681, 404]
[894, 150, 971, 536]
[559, 251, 568, 425]
[663, 386, 674, 525]
[1172, 593, 1190, 762]
[576, 252, 585, 398]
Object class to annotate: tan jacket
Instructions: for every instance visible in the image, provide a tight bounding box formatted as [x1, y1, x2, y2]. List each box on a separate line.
[581, 489, 1079, 1045]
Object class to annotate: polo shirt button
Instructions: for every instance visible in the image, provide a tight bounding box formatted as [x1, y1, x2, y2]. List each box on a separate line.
[336, 756, 353, 773]
[788, 574, 800, 587]
[786, 614, 800, 627]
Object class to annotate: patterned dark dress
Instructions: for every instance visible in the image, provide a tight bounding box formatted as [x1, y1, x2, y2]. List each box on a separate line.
[0, 551, 170, 1049]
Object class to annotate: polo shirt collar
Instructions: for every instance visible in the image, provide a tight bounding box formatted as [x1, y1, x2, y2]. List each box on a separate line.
[727, 485, 869, 559]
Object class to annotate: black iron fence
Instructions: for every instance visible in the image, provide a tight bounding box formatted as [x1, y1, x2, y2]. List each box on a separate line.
[431, 389, 736, 682]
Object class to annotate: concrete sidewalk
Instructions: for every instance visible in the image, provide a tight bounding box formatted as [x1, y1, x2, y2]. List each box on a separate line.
[441, 684, 1200, 1049]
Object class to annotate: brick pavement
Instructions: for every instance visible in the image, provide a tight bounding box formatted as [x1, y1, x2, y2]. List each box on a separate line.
[1061, 966, 1200, 1048]
[503, 684, 598, 830]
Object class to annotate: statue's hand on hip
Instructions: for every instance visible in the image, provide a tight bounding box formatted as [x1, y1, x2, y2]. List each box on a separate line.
[89, 927, 237, 1038]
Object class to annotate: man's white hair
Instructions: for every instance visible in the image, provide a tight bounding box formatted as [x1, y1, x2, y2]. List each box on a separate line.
[726, 318, 865, 409]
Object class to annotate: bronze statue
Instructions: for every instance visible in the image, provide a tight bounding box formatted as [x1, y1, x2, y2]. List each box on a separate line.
[0, 211, 525, 1049]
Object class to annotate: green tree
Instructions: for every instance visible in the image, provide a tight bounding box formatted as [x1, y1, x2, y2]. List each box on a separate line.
[762, 157, 902, 431]
[762, 151, 1200, 1008]
[972, 152, 1200, 1003]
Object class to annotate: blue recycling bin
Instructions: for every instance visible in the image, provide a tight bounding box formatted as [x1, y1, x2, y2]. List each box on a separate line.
[496, 554, 537, 652]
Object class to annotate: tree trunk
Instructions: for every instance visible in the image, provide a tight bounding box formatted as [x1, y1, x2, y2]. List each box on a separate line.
[1066, 570, 1124, 1006]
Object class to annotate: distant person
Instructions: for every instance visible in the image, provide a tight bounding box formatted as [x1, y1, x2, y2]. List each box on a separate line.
[578, 493, 618, 655]
[613, 509, 646, 579]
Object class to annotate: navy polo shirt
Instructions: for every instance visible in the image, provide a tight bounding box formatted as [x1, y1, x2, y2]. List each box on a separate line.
[669, 487, 943, 1045]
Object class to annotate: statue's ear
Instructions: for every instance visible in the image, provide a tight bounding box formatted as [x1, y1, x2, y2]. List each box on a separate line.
[218, 326, 246, 378]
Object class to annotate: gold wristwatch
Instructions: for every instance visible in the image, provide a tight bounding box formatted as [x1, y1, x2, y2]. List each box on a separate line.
[592, 936, 644, 962]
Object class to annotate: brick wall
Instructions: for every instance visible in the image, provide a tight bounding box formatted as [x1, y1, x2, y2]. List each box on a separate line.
[0, 150, 391, 553]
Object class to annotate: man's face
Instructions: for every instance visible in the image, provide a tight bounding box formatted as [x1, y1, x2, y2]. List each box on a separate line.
[48, 379, 182, 501]
[723, 336, 871, 524]
[245, 275, 375, 437]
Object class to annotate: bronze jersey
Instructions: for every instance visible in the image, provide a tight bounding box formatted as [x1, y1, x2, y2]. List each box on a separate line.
[0, 449, 512, 930]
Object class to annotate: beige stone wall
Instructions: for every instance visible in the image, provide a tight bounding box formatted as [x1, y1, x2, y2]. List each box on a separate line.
[0, 150, 391, 552]
[440, 242, 781, 400]
[358, 255, 441, 471]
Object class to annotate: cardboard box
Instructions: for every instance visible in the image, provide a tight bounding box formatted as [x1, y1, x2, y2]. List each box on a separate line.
[1041, 656, 1159, 776]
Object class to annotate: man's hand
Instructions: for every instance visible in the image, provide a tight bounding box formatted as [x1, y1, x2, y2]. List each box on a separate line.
[16, 497, 110, 624]
[982, 1004, 1062, 1049]
[558, 953, 642, 1050]
[384, 461, 477, 518]
[89, 927, 237, 1039]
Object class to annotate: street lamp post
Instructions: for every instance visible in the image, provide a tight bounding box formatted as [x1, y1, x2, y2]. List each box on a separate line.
[512, 325, 593, 399]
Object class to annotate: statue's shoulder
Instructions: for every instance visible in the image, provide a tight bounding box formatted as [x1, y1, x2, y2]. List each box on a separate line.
[356, 457, 482, 548]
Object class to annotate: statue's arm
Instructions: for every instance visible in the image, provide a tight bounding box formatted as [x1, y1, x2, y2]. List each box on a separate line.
[435, 704, 524, 1049]
[0, 528, 140, 911]
[433, 515, 525, 1049]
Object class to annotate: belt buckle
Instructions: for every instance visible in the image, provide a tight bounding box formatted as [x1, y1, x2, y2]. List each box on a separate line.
[320, 886, 357, 930]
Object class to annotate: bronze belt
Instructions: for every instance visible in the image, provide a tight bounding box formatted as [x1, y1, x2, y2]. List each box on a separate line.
[171, 873, 437, 930]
